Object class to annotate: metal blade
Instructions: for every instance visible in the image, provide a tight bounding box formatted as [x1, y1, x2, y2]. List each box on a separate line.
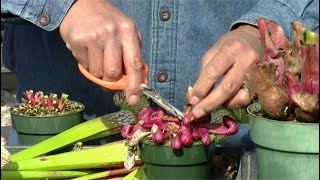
[140, 84, 183, 119]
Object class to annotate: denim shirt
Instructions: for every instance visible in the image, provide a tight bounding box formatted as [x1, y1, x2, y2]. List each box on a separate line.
[1, 0, 319, 147]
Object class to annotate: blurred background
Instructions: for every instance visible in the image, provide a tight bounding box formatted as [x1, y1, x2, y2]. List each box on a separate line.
[1, 20, 17, 141]
[1, 20, 17, 92]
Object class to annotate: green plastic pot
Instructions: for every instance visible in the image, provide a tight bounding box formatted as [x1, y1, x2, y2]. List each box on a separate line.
[139, 140, 215, 179]
[11, 102, 85, 145]
[248, 103, 319, 180]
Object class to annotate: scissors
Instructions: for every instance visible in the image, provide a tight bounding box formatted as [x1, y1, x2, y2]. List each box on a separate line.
[78, 63, 183, 119]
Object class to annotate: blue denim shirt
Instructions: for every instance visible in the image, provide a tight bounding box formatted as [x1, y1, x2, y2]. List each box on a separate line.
[1, 0, 319, 147]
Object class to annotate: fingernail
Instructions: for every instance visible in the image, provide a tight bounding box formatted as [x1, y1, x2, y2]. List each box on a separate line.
[189, 96, 200, 105]
[66, 43, 71, 50]
[192, 107, 205, 118]
[128, 95, 139, 105]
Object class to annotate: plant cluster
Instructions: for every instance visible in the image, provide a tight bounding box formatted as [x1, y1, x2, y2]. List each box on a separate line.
[11, 90, 83, 116]
[246, 18, 319, 122]
[121, 104, 239, 150]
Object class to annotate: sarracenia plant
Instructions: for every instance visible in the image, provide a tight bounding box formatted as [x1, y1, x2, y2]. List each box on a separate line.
[11, 90, 83, 116]
[246, 18, 319, 123]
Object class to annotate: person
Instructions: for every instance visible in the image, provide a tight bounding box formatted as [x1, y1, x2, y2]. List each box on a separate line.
[1, 0, 319, 147]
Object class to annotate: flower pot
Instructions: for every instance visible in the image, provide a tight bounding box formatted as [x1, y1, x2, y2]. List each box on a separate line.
[10, 102, 85, 145]
[138, 140, 215, 179]
[248, 103, 319, 180]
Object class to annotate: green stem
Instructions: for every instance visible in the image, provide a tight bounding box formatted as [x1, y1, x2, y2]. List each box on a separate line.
[1, 170, 92, 179]
[72, 166, 139, 180]
[4, 141, 128, 171]
[11, 110, 136, 162]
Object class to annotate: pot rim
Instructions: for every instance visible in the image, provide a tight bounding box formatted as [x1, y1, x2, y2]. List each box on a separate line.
[140, 133, 216, 147]
[10, 101, 85, 118]
[139, 140, 215, 165]
[247, 102, 319, 153]
[247, 102, 319, 126]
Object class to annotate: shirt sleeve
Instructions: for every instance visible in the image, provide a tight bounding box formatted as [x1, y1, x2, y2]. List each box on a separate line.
[1, 0, 75, 31]
[230, 0, 319, 39]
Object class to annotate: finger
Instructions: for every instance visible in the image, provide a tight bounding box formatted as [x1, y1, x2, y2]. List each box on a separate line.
[137, 31, 143, 46]
[223, 89, 252, 108]
[88, 46, 104, 78]
[189, 52, 234, 106]
[200, 42, 221, 68]
[192, 63, 247, 118]
[121, 27, 144, 105]
[103, 39, 123, 81]
[69, 45, 89, 68]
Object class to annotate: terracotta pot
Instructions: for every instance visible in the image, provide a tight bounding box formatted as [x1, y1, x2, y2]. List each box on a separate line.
[248, 103, 319, 180]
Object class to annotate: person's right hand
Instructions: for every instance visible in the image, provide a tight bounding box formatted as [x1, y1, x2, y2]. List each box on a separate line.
[188, 25, 263, 118]
[59, 0, 144, 105]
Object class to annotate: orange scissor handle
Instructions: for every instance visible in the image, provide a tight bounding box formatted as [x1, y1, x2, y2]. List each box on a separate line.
[78, 63, 148, 90]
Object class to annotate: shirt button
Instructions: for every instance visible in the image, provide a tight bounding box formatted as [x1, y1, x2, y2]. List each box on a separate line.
[38, 13, 50, 26]
[156, 70, 169, 83]
[159, 8, 171, 21]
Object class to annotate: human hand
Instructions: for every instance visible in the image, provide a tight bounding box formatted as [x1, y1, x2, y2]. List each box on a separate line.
[189, 25, 264, 118]
[59, 0, 144, 105]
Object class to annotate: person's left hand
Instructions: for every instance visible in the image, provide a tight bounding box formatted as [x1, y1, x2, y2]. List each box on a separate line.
[59, 0, 144, 105]
[189, 25, 264, 118]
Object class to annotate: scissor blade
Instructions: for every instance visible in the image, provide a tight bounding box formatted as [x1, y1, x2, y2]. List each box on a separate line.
[140, 84, 183, 119]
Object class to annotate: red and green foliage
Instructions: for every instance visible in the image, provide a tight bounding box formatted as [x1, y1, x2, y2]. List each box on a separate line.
[121, 105, 239, 150]
[11, 90, 83, 116]
[246, 18, 319, 122]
